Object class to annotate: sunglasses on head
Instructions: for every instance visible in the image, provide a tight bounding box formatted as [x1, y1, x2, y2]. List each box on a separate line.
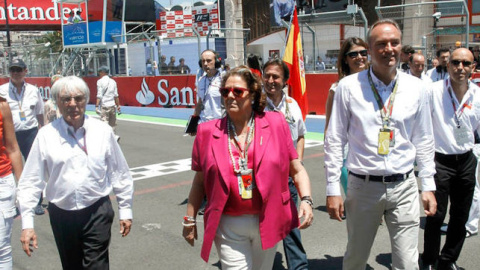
[450, 60, 472, 67]
[345, 50, 368, 58]
[220, 87, 248, 98]
[60, 95, 86, 104]
[9, 67, 24, 73]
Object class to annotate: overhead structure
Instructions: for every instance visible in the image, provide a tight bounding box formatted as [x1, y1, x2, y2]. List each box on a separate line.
[57, 0, 126, 48]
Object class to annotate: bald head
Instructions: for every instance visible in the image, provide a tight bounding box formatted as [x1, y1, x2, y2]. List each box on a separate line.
[448, 48, 474, 85]
[409, 53, 426, 78]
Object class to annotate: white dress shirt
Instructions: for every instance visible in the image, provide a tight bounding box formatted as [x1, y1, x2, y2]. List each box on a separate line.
[430, 78, 480, 154]
[406, 69, 433, 84]
[97, 75, 119, 108]
[0, 81, 44, 131]
[427, 67, 449, 82]
[17, 115, 133, 229]
[265, 92, 306, 149]
[324, 69, 436, 196]
[197, 70, 223, 123]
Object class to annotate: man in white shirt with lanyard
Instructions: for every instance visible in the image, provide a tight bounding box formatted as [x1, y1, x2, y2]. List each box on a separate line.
[17, 76, 133, 269]
[193, 50, 223, 125]
[263, 58, 309, 270]
[96, 66, 120, 133]
[427, 48, 450, 82]
[0, 59, 45, 215]
[421, 48, 480, 270]
[325, 19, 437, 270]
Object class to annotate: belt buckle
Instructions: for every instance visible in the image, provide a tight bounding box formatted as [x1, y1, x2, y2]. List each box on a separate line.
[382, 175, 391, 184]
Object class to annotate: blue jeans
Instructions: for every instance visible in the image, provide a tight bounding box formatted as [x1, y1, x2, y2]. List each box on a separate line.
[282, 177, 309, 270]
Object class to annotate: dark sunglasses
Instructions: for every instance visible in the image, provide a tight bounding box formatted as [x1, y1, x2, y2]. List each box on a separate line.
[345, 50, 368, 58]
[60, 95, 86, 104]
[450, 60, 472, 67]
[9, 67, 24, 73]
[220, 87, 248, 98]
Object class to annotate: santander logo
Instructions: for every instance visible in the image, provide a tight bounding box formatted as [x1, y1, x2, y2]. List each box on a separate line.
[136, 78, 155, 105]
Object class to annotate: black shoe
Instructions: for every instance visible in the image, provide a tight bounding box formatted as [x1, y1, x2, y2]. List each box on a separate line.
[422, 265, 434, 270]
[437, 261, 464, 270]
[34, 205, 45, 215]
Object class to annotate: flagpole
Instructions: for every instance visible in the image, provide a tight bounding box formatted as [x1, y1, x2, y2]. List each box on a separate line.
[282, 4, 296, 58]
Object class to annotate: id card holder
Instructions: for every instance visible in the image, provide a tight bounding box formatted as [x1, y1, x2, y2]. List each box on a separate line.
[378, 128, 391, 155]
[453, 125, 470, 145]
[19, 111, 26, 121]
[240, 174, 253, 200]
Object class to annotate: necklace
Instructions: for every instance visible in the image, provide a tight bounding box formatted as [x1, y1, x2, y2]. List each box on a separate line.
[227, 113, 254, 174]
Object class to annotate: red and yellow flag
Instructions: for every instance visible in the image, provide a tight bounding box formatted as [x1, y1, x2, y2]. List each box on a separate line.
[283, 8, 308, 120]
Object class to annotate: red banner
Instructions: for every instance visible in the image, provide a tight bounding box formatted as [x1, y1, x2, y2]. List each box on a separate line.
[0, 73, 344, 114]
[0, 0, 82, 25]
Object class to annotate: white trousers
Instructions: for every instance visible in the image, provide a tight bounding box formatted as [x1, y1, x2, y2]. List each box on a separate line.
[214, 214, 278, 270]
[343, 174, 420, 270]
[466, 160, 480, 234]
[0, 174, 16, 270]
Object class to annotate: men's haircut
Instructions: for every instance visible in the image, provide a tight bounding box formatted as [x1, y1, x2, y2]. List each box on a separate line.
[222, 65, 266, 113]
[409, 53, 424, 63]
[51, 76, 90, 103]
[367, 19, 402, 45]
[179, 58, 184, 62]
[262, 58, 290, 82]
[401, 45, 415, 55]
[436, 47, 450, 58]
[98, 66, 109, 73]
[337, 37, 368, 79]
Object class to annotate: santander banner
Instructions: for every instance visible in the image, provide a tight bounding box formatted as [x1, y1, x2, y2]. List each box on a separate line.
[0, 0, 82, 25]
[0, 75, 198, 108]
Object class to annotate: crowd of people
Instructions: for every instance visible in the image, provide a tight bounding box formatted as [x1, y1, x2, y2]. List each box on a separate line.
[1, 16, 480, 270]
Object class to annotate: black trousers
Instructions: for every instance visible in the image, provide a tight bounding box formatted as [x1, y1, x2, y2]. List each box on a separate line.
[48, 196, 114, 270]
[422, 151, 476, 265]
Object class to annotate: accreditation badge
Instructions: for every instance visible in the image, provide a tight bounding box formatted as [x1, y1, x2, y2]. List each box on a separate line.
[378, 128, 391, 155]
[19, 111, 26, 121]
[239, 174, 253, 200]
[453, 125, 470, 145]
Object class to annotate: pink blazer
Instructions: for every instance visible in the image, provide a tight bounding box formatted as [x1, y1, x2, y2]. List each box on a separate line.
[192, 111, 299, 262]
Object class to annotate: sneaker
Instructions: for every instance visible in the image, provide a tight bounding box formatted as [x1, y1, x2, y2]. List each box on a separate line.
[34, 205, 45, 215]
[466, 230, 478, 238]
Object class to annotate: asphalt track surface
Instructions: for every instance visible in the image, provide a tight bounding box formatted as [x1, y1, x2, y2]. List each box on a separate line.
[10, 108, 480, 270]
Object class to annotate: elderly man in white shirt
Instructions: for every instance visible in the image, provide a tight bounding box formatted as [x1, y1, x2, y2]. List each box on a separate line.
[421, 48, 480, 270]
[17, 76, 133, 270]
[325, 19, 437, 270]
[408, 53, 433, 83]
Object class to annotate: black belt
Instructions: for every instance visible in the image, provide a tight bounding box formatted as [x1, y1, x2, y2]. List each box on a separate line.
[435, 150, 472, 162]
[349, 169, 413, 183]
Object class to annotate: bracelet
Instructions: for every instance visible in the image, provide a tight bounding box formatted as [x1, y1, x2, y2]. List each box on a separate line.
[182, 221, 196, 227]
[183, 215, 195, 222]
[301, 196, 313, 207]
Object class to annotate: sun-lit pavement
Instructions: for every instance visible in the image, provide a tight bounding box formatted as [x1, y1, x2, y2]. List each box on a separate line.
[10, 110, 480, 270]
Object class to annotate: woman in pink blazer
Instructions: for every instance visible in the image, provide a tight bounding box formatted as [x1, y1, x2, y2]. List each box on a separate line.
[183, 66, 313, 269]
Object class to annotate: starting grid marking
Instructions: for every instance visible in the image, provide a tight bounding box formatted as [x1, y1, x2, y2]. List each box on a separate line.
[129, 140, 323, 182]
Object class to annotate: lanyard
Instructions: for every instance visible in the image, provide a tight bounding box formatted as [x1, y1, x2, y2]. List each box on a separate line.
[267, 95, 294, 124]
[446, 79, 471, 128]
[67, 128, 88, 155]
[367, 68, 399, 128]
[201, 71, 219, 103]
[11, 83, 25, 110]
[227, 114, 254, 174]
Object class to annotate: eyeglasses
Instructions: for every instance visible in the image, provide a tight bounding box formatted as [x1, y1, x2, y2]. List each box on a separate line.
[60, 95, 86, 104]
[345, 50, 368, 58]
[220, 87, 248, 98]
[9, 67, 24, 73]
[450, 60, 473, 67]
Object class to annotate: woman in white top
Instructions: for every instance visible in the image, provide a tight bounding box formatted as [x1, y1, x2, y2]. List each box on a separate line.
[324, 37, 368, 195]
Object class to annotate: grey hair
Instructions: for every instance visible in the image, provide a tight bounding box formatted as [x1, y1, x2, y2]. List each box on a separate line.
[367, 19, 402, 45]
[51, 76, 90, 103]
[98, 65, 110, 73]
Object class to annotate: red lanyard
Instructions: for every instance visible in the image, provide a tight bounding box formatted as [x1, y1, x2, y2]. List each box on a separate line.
[367, 68, 399, 128]
[446, 79, 471, 128]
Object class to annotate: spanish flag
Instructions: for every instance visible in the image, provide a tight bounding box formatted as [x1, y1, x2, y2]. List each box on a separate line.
[283, 8, 308, 121]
